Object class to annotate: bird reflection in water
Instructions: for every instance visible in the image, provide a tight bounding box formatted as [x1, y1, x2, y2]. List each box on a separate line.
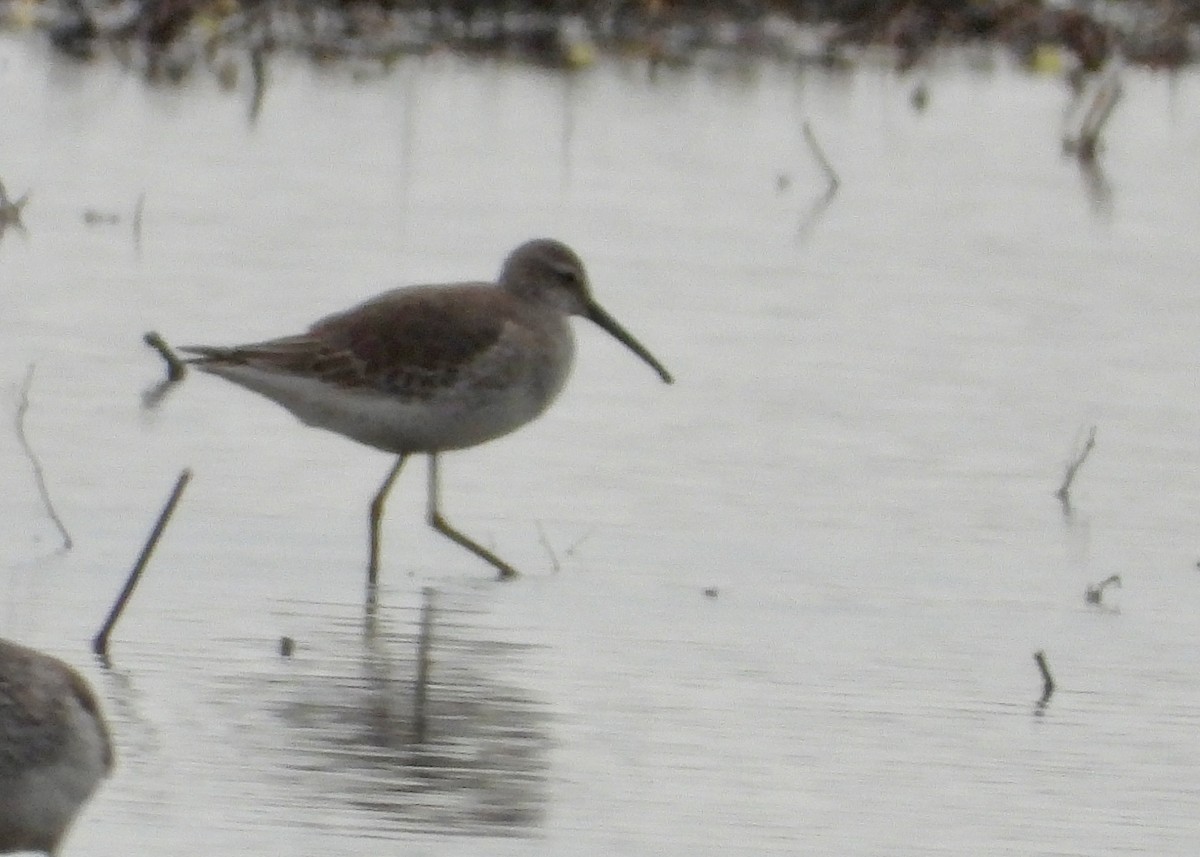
[271, 588, 549, 836]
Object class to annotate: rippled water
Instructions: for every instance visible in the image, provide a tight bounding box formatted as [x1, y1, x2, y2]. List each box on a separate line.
[3, 34, 1200, 855]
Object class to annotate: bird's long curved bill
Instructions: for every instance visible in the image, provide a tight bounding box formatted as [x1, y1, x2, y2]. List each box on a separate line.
[586, 302, 674, 384]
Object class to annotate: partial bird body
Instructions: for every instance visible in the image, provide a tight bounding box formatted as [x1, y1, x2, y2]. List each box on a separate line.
[0, 639, 112, 856]
[184, 282, 577, 454]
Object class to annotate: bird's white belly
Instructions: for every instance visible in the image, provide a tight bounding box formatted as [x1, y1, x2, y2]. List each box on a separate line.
[295, 378, 559, 452]
[204, 329, 575, 454]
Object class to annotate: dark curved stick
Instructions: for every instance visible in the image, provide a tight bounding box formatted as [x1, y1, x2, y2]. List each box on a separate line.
[144, 331, 186, 381]
[1057, 425, 1096, 512]
[1034, 650, 1055, 710]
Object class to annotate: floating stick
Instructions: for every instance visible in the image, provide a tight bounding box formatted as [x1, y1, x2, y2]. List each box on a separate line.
[15, 364, 73, 550]
[92, 469, 192, 657]
[564, 527, 595, 560]
[1034, 650, 1055, 710]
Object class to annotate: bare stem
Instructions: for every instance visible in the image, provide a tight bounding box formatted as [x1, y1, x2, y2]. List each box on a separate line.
[92, 468, 192, 657]
[1056, 425, 1096, 504]
[535, 522, 595, 572]
[1034, 649, 1055, 709]
[1066, 61, 1123, 162]
[132, 192, 145, 252]
[802, 121, 841, 192]
[535, 521, 561, 573]
[15, 364, 72, 550]
[143, 331, 186, 381]
[1085, 573, 1121, 604]
[248, 42, 268, 125]
[797, 121, 841, 239]
[565, 527, 595, 559]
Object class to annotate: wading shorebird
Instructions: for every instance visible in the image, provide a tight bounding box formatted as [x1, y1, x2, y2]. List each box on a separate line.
[0, 639, 113, 856]
[177, 238, 673, 583]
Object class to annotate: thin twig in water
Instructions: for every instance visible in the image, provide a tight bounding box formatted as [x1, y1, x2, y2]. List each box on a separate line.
[535, 521, 560, 573]
[797, 121, 841, 238]
[797, 188, 838, 239]
[802, 121, 840, 192]
[132, 192, 145, 252]
[564, 527, 595, 559]
[92, 468, 192, 658]
[15, 365, 72, 550]
[248, 43, 267, 125]
[141, 331, 188, 410]
[144, 331, 186, 381]
[535, 523, 595, 573]
[0, 178, 29, 236]
[1085, 573, 1121, 604]
[1034, 649, 1055, 711]
[1064, 60, 1123, 162]
[1076, 156, 1113, 218]
[1056, 425, 1096, 506]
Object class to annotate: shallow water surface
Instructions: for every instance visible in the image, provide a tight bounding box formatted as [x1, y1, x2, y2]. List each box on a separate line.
[3, 37, 1200, 855]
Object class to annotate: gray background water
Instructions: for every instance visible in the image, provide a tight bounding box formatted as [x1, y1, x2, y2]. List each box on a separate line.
[2, 35, 1200, 854]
